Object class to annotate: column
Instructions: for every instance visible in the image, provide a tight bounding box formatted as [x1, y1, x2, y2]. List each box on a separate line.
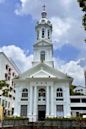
[33, 86, 37, 121]
[49, 86, 51, 115]
[28, 86, 33, 121]
[64, 86, 71, 118]
[46, 86, 49, 117]
[51, 86, 54, 117]
[14, 87, 21, 116]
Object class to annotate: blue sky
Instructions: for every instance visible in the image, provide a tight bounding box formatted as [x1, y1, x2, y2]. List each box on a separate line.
[0, 0, 35, 52]
[0, 0, 86, 86]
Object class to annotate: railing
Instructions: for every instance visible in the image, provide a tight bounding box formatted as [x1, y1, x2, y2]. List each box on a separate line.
[0, 119, 86, 129]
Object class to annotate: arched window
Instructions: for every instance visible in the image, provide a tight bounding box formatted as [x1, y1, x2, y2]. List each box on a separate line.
[38, 88, 46, 97]
[37, 30, 39, 40]
[48, 30, 50, 39]
[40, 51, 45, 61]
[42, 28, 45, 38]
[22, 88, 28, 97]
[56, 88, 63, 97]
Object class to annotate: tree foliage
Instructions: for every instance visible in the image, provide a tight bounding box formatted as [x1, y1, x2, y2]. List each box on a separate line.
[70, 85, 84, 95]
[0, 80, 9, 97]
[78, 0, 86, 31]
[0, 80, 9, 89]
[70, 85, 76, 95]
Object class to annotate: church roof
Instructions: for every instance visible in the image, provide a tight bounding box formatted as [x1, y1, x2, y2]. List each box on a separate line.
[15, 62, 73, 82]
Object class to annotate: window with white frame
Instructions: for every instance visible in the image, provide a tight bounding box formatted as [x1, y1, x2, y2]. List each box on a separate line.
[38, 88, 46, 97]
[56, 105, 63, 112]
[38, 88, 46, 101]
[20, 105, 27, 117]
[42, 28, 45, 38]
[56, 105, 64, 117]
[48, 30, 50, 39]
[22, 88, 28, 98]
[40, 51, 45, 61]
[37, 30, 39, 40]
[56, 88, 63, 97]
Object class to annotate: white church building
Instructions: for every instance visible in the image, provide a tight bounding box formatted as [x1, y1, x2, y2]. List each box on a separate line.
[14, 7, 73, 122]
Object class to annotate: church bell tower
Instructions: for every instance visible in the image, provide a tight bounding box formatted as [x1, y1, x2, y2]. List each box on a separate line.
[32, 5, 54, 67]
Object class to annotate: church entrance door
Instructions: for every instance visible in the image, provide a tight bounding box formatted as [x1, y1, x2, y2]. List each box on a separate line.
[38, 105, 46, 121]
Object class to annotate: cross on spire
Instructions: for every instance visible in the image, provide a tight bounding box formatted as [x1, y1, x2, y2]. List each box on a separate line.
[41, 4, 47, 18]
[43, 4, 46, 11]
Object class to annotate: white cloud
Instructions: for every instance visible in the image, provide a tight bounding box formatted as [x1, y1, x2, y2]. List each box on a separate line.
[51, 17, 71, 49]
[52, 17, 85, 49]
[61, 60, 85, 86]
[54, 57, 85, 86]
[15, 0, 41, 17]
[62, 0, 72, 6]
[15, 0, 75, 18]
[0, 45, 33, 72]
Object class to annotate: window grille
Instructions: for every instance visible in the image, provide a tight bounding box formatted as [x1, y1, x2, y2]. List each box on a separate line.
[20, 105, 27, 117]
[42, 28, 45, 38]
[38, 88, 46, 97]
[56, 88, 63, 97]
[40, 51, 45, 61]
[22, 88, 28, 98]
[56, 105, 63, 112]
[48, 30, 50, 39]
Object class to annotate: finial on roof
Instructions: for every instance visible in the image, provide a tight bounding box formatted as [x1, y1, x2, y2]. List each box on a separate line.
[43, 4, 46, 11]
[41, 4, 47, 18]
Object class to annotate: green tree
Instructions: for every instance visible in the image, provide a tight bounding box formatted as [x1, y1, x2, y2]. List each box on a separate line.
[0, 80, 9, 97]
[70, 85, 76, 95]
[0, 80, 9, 89]
[78, 0, 86, 31]
[70, 85, 84, 95]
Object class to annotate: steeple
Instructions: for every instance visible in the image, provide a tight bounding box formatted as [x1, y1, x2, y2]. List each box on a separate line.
[35, 5, 52, 42]
[32, 6, 54, 67]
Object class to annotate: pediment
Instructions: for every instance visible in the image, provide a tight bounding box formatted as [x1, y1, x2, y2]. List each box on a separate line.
[34, 40, 52, 47]
[18, 63, 72, 82]
[30, 69, 55, 78]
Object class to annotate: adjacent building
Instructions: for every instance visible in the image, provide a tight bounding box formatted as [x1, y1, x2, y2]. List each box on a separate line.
[73, 85, 86, 95]
[70, 95, 86, 117]
[0, 52, 20, 115]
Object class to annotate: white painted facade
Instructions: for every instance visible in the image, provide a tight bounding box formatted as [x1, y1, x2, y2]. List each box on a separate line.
[0, 52, 20, 115]
[14, 8, 73, 121]
[70, 96, 86, 117]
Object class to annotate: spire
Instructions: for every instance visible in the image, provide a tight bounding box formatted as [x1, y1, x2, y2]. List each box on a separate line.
[41, 4, 47, 18]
